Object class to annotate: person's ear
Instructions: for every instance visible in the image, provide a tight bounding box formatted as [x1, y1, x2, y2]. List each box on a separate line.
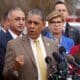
[7, 18, 11, 25]
[41, 21, 46, 30]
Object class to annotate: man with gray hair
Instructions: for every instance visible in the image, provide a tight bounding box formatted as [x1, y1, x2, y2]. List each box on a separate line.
[0, 7, 26, 80]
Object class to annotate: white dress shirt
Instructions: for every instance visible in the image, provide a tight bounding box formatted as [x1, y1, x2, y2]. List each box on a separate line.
[30, 35, 47, 80]
[8, 29, 22, 39]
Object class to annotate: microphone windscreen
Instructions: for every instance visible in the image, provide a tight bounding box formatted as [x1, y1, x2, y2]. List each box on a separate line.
[74, 54, 80, 64]
[45, 56, 52, 65]
[59, 46, 66, 54]
[52, 52, 62, 63]
[66, 54, 75, 64]
[64, 54, 80, 69]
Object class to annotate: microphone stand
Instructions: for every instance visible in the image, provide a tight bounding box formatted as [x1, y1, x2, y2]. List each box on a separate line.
[58, 53, 69, 80]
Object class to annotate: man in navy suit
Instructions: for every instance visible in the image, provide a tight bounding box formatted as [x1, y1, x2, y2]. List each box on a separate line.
[0, 7, 26, 80]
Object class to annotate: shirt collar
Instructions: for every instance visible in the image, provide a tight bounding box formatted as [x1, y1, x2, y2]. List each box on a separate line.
[8, 29, 22, 39]
[1, 28, 6, 33]
[64, 22, 66, 27]
[30, 34, 42, 42]
[63, 22, 67, 32]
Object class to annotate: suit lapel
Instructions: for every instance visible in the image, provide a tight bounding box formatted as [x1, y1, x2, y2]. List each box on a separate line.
[2, 31, 13, 49]
[65, 23, 69, 37]
[20, 35, 37, 68]
[20, 35, 51, 66]
[6, 31, 13, 41]
[65, 23, 74, 38]
[0, 30, 6, 37]
[42, 36, 52, 56]
[20, 35, 56, 69]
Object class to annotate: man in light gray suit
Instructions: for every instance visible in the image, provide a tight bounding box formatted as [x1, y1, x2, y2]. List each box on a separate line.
[3, 8, 58, 80]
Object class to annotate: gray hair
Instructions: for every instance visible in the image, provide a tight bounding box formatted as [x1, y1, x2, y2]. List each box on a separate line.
[8, 7, 24, 18]
[27, 8, 45, 21]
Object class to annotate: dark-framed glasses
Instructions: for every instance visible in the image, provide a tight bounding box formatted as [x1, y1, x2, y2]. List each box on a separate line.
[50, 21, 62, 24]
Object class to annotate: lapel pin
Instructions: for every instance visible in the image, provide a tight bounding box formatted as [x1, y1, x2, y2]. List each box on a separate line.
[47, 43, 50, 46]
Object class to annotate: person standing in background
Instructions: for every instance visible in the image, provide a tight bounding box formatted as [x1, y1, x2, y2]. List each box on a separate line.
[0, 7, 26, 80]
[54, 1, 80, 45]
[42, 1, 80, 45]
[0, 10, 10, 37]
[44, 10, 74, 54]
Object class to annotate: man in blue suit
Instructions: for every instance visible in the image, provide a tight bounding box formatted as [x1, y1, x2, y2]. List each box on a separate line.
[0, 7, 26, 80]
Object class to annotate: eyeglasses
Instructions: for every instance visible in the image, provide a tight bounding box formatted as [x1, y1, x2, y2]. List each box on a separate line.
[58, 9, 67, 12]
[49, 21, 62, 24]
[14, 17, 25, 21]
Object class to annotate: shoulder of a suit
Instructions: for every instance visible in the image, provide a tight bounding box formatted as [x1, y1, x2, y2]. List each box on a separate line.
[67, 23, 78, 32]
[42, 35, 57, 46]
[7, 36, 22, 46]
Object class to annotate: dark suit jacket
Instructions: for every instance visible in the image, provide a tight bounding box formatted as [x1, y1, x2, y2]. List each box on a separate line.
[42, 23, 80, 45]
[3, 35, 58, 80]
[0, 31, 13, 80]
[64, 23, 80, 45]
[0, 29, 6, 37]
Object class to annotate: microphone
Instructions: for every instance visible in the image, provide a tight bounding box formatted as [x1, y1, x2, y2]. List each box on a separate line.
[66, 55, 75, 64]
[45, 56, 53, 67]
[59, 46, 68, 64]
[59, 46, 66, 55]
[45, 56, 57, 80]
[45, 56, 56, 70]
[52, 52, 62, 63]
[52, 52, 68, 79]
[73, 54, 80, 64]
[66, 55, 80, 69]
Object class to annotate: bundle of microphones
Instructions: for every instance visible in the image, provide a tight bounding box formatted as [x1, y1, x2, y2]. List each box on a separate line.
[45, 46, 80, 80]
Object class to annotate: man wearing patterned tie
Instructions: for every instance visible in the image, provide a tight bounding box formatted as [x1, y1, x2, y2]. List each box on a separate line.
[3, 8, 58, 80]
